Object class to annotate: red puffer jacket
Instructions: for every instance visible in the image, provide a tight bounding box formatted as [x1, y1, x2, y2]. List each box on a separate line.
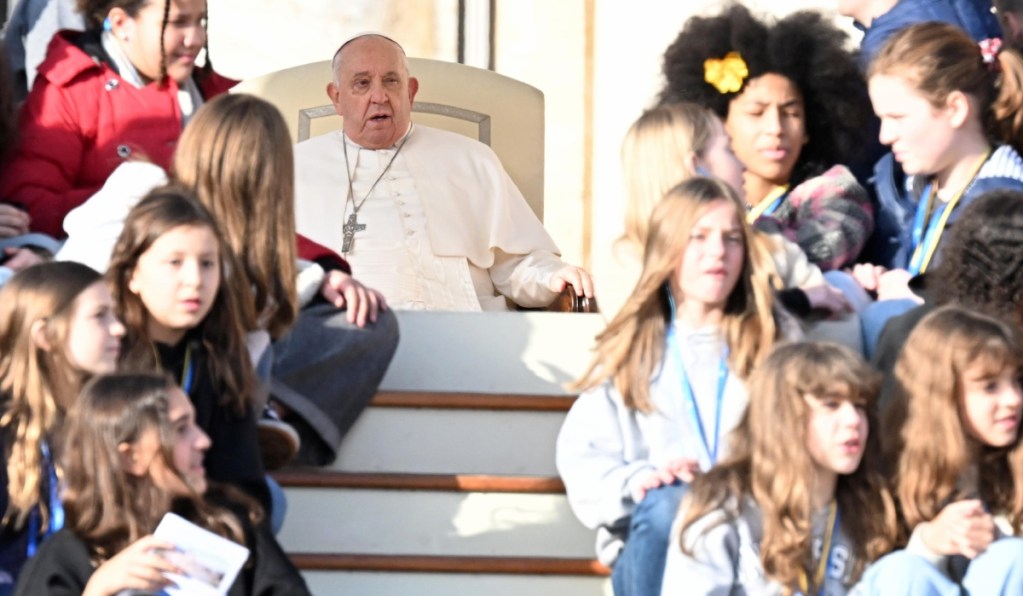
[0, 30, 236, 238]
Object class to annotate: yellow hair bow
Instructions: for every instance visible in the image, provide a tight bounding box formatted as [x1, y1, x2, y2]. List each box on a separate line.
[703, 51, 748, 94]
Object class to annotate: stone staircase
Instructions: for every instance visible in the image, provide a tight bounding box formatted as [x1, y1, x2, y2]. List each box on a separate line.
[272, 311, 613, 595]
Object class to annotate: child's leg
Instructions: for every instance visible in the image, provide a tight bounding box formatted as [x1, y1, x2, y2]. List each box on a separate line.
[856, 550, 960, 595]
[962, 538, 1023, 595]
[266, 474, 288, 535]
[861, 298, 917, 359]
[611, 480, 687, 596]
[271, 303, 399, 465]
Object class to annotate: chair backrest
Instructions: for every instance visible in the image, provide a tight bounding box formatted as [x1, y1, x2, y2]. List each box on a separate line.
[231, 57, 546, 221]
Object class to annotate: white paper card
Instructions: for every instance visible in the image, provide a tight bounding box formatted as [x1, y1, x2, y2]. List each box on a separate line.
[152, 512, 250, 595]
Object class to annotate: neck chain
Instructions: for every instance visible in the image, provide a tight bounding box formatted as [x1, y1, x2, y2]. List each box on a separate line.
[340, 128, 412, 254]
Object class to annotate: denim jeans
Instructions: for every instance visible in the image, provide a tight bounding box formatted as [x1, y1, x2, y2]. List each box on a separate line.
[611, 480, 688, 596]
[857, 537, 1023, 595]
[861, 298, 917, 360]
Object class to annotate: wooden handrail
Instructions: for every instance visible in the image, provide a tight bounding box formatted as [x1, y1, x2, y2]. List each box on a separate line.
[289, 553, 610, 576]
[273, 471, 565, 493]
[371, 391, 577, 412]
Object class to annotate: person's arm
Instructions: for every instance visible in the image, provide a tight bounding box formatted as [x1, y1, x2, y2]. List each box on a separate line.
[81, 536, 178, 596]
[756, 166, 873, 271]
[296, 234, 350, 275]
[489, 248, 594, 308]
[555, 384, 655, 530]
[906, 499, 995, 566]
[13, 530, 176, 596]
[0, 74, 93, 238]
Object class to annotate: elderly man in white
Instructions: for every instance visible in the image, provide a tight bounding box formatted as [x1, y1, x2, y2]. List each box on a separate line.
[294, 33, 594, 311]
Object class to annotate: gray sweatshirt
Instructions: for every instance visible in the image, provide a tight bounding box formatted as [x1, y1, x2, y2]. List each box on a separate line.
[662, 495, 860, 595]
[556, 323, 749, 566]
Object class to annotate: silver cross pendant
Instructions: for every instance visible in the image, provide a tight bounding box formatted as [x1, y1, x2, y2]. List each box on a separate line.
[342, 212, 366, 253]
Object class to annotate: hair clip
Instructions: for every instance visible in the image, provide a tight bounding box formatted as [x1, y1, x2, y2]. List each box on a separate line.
[980, 37, 1003, 70]
[704, 51, 748, 94]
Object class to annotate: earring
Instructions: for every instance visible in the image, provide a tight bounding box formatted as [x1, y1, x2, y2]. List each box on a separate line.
[121, 34, 129, 42]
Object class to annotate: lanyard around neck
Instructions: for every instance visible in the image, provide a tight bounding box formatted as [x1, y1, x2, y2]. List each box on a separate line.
[154, 342, 196, 395]
[26, 441, 63, 557]
[747, 185, 789, 223]
[666, 325, 729, 469]
[907, 148, 991, 275]
[798, 501, 840, 596]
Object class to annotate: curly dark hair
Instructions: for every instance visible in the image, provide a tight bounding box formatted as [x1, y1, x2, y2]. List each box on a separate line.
[931, 189, 1023, 327]
[659, 3, 869, 186]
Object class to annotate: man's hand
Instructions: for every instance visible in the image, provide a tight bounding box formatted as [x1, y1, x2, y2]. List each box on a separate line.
[0, 204, 29, 239]
[919, 499, 996, 559]
[548, 265, 595, 298]
[320, 270, 388, 328]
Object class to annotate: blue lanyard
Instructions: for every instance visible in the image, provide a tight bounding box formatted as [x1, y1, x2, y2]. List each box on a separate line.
[156, 342, 195, 395]
[25, 441, 63, 557]
[666, 326, 729, 468]
[180, 343, 195, 395]
[760, 190, 787, 217]
[907, 184, 946, 276]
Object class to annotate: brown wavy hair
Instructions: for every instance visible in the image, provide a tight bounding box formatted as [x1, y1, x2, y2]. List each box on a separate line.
[173, 94, 298, 338]
[61, 373, 248, 563]
[0, 262, 104, 530]
[107, 185, 256, 413]
[869, 21, 1023, 154]
[884, 306, 1023, 538]
[571, 176, 778, 413]
[681, 342, 897, 593]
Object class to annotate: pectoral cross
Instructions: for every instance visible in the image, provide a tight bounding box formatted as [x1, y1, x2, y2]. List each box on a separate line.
[341, 212, 366, 254]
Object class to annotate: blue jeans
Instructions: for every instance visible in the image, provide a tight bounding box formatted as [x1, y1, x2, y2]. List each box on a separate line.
[858, 538, 1023, 595]
[266, 475, 287, 535]
[612, 481, 688, 596]
[861, 298, 917, 360]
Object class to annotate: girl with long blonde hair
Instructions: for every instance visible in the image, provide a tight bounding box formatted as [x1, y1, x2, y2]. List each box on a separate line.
[664, 342, 896, 595]
[857, 307, 1023, 593]
[0, 262, 124, 589]
[557, 176, 784, 596]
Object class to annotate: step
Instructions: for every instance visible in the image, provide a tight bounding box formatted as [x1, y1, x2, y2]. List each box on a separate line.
[276, 484, 595, 559]
[328, 403, 566, 476]
[380, 311, 605, 394]
[301, 570, 612, 596]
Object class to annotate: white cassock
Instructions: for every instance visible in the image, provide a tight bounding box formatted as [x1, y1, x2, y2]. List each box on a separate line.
[294, 125, 565, 311]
